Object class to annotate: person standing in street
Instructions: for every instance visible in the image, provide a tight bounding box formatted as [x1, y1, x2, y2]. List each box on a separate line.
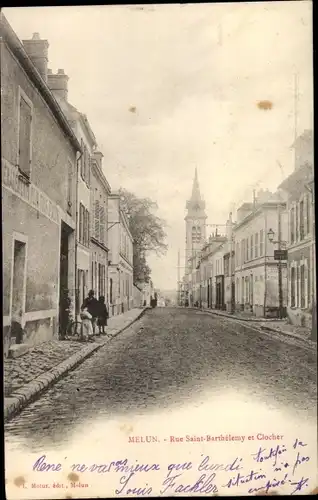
[97, 296, 109, 335]
[81, 289, 99, 336]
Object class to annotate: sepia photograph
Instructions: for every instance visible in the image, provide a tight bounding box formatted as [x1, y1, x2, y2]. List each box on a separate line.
[1, 1, 316, 497]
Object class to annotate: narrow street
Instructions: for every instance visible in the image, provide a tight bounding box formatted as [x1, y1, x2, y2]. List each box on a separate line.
[5, 308, 316, 452]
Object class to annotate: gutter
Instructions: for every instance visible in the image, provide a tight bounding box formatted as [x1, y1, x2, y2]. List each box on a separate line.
[0, 14, 81, 153]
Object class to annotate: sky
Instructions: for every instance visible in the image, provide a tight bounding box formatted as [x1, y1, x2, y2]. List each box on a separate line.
[4, 2, 313, 290]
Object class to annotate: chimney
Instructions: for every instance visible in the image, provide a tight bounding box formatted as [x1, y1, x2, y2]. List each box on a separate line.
[47, 68, 69, 101]
[93, 151, 103, 169]
[22, 32, 49, 82]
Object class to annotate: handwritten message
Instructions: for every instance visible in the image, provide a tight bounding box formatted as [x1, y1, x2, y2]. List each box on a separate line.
[27, 437, 314, 496]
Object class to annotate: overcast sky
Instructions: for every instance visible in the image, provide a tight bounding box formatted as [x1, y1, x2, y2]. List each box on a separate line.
[4, 2, 313, 291]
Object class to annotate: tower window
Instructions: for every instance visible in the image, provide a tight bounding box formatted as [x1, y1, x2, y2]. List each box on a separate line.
[192, 225, 201, 243]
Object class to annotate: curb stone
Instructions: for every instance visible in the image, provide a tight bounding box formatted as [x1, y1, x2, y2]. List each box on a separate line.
[4, 307, 148, 423]
[190, 307, 314, 345]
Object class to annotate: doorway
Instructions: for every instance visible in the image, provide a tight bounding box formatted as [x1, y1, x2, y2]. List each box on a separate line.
[59, 222, 72, 337]
[11, 238, 27, 343]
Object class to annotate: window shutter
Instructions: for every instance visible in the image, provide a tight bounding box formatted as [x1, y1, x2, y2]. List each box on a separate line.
[100, 205, 105, 245]
[19, 96, 32, 177]
[81, 141, 85, 178]
[85, 147, 88, 183]
[84, 209, 87, 246]
[79, 204, 83, 243]
[95, 199, 100, 240]
[87, 154, 91, 186]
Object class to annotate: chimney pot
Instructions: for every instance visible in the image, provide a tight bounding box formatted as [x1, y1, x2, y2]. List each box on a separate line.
[23, 34, 49, 82]
[47, 68, 52, 74]
[47, 70, 69, 101]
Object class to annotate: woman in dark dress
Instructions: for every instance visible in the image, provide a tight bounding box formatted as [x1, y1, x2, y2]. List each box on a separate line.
[97, 296, 108, 335]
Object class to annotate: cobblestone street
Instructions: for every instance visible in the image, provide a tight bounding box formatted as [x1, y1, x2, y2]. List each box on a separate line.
[4, 308, 144, 398]
[5, 308, 316, 453]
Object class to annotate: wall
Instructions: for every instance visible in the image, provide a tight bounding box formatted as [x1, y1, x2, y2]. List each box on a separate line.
[1, 44, 77, 216]
[2, 42, 77, 353]
[233, 205, 288, 317]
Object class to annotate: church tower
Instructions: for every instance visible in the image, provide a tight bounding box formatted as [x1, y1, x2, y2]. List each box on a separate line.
[185, 168, 207, 269]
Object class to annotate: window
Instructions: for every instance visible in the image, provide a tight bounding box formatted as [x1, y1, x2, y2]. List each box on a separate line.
[91, 261, 94, 291]
[296, 265, 300, 308]
[255, 233, 259, 258]
[246, 238, 249, 261]
[236, 243, 239, 266]
[241, 277, 244, 303]
[295, 204, 299, 241]
[250, 235, 254, 259]
[110, 278, 113, 303]
[99, 204, 105, 245]
[290, 207, 295, 243]
[80, 142, 91, 186]
[299, 200, 304, 240]
[18, 94, 32, 178]
[306, 195, 310, 234]
[300, 264, 305, 308]
[260, 230, 264, 256]
[79, 202, 89, 247]
[241, 239, 245, 264]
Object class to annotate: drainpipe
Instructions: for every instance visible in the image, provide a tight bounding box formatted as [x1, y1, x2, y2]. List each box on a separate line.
[74, 151, 83, 317]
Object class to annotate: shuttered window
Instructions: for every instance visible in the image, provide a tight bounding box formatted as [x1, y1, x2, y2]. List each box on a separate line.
[300, 264, 305, 308]
[290, 207, 295, 243]
[100, 205, 105, 245]
[19, 95, 32, 178]
[255, 233, 259, 258]
[94, 199, 100, 240]
[80, 140, 85, 179]
[306, 195, 310, 234]
[260, 230, 264, 256]
[299, 200, 304, 240]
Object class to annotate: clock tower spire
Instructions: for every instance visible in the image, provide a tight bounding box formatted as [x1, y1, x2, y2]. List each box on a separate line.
[185, 168, 207, 269]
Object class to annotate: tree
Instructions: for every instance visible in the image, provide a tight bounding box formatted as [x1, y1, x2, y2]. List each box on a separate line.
[119, 188, 168, 283]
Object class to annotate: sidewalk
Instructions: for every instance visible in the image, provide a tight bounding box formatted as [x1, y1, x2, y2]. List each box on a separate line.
[4, 307, 147, 422]
[199, 307, 313, 342]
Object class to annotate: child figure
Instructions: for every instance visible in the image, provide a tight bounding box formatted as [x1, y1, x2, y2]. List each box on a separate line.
[97, 296, 108, 335]
[80, 308, 94, 341]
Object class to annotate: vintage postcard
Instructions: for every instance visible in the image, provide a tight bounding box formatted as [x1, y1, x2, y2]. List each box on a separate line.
[2, 1, 316, 498]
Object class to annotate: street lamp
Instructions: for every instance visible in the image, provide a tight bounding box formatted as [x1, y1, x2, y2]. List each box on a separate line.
[267, 227, 287, 319]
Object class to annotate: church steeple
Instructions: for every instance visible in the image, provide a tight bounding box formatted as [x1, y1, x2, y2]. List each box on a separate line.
[185, 167, 207, 219]
[191, 167, 202, 202]
[184, 168, 207, 271]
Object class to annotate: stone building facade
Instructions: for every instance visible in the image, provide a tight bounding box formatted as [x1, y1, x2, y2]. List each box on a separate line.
[90, 151, 111, 304]
[108, 194, 134, 316]
[49, 79, 98, 315]
[1, 16, 81, 355]
[233, 191, 288, 317]
[279, 130, 314, 327]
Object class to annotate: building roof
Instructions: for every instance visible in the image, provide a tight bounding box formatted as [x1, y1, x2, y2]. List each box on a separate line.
[279, 162, 313, 193]
[291, 129, 313, 149]
[0, 13, 81, 153]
